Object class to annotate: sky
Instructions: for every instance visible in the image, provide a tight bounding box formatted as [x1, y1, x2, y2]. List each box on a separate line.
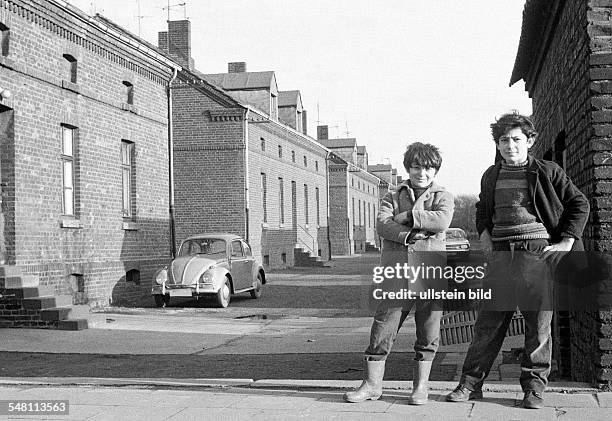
[67, 0, 532, 195]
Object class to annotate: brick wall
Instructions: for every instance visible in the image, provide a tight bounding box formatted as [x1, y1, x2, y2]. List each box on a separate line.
[0, 0, 174, 307]
[526, 0, 612, 387]
[247, 112, 329, 266]
[329, 164, 350, 255]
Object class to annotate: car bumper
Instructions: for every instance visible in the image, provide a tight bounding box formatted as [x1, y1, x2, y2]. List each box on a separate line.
[151, 284, 218, 297]
[446, 249, 470, 258]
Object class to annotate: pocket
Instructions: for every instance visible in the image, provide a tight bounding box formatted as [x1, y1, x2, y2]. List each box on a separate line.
[523, 239, 550, 256]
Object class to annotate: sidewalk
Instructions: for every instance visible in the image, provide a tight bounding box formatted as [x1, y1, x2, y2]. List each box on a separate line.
[0, 378, 609, 420]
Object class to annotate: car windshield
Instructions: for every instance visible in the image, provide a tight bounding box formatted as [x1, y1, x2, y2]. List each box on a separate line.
[446, 229, 466, 240]
[178, 238, 226, 258]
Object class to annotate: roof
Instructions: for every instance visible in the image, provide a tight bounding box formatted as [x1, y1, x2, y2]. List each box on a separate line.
[278, 90, 301, 107]
[318, 138, 357, 149]
[510, 0, 557, 86]
[199, 71, 275, 90]
[369, 164, 392, 172]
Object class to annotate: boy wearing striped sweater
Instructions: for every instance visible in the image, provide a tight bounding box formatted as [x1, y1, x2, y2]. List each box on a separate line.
[446, 112, 589, 409]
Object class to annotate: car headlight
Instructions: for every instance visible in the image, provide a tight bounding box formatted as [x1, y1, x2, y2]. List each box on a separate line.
[200, 272, 214, 284]
[155, 268, 168, 285]
[461, 245, 469, 249]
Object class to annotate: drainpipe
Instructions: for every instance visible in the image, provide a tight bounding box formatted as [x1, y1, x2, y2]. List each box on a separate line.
[243, 108, 250, 243]
[167, 68, 178, 258]
[325, 151, 332, 260]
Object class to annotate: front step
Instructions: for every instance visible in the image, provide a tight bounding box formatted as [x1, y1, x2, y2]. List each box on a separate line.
[22, 295, 73, 310]
[58, 319, 88, 331]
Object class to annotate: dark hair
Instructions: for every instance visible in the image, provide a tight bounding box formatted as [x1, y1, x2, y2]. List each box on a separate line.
[491, 112, 537, 143]
[403, 142, 442, 172]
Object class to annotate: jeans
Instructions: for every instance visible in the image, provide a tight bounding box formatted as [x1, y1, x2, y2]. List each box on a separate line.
[365, 299, 442, 361]
[459, 239, 554, 393]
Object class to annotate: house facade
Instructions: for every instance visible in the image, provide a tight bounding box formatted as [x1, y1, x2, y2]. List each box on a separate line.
[510, 0, 612, 387]
[0, 0, 177, 307]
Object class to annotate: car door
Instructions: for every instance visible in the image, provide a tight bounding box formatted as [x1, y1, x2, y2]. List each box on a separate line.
[241, 240, 255, 282]
[230, 240, 250, 290]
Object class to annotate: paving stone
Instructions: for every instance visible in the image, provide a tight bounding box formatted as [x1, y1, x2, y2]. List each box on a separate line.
[470, 400, 557, 420]
[542, 392, 598, 408]
[387, 399, 472, 419]
[149, 390, 249, 408]
[557, 408, 612, 420]
[230, 394, 316, 410]
[87, 404, 183, 421]
[166, 408, 262, 421]
[307, 396, 392, 412]
[597, 392, 612, 407]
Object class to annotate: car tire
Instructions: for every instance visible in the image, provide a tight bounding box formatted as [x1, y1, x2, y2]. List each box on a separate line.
[154, 294, 170, 308]
[250, 273, 263, 299]
[216, 277, 231, 308]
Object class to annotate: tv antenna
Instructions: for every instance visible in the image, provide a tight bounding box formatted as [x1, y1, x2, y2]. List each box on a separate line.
[163, 1, 187, 22]
[344, 121, 351, 137]
[135, 0, 152, 37]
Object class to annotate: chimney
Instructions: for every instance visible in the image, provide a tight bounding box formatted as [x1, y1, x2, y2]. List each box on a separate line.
[302, 110, 308, 135]
[317, 125, 328, 140]
[158, 20, 194, 70]
[228, 62, 247, 73]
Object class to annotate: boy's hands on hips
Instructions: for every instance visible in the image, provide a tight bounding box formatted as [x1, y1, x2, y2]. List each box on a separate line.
[541, 237, 574, 260]
[480, 230, 493, 257]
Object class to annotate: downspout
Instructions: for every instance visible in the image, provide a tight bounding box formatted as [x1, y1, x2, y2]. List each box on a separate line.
[325, 150, 332, 261]
[243, 108, 250, 243]
[167, 68, 178, 258]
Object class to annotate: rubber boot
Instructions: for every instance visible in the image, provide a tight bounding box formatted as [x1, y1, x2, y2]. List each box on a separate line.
[409, 360, 432, 405]
[343, 360, 385, 403]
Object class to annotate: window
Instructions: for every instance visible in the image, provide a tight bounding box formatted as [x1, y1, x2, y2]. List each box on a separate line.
[126, 269, 140, 285]
[279, 177, 285, 224]
[61, 125, 76, 216]
[358, 199, 362, 226]
[121, 141, 135, 218]
[261, 172, 267, 223]
[261, 137, 265, 151]
[303, 155, 307, 167]
[315, 187, 320, 226]
[352, 198, 355, 226]
[315, 161, 319, 172]
[242, 241, 253, 257]
[122, 81, 134, 105]
[296, 110, 303, 132]
[63, 54, 77, 83]
[0, 23, 9, 57]
[292, 150, 296, 163]
[351, 178, 354, 187]
[373, 204, 376, 226]
[231, 240, 244, 258]
[368, 202, 371, 227]
[270, 94, 278, 120]
[304, 184, 309, 224]
[278, 145, 282, 158]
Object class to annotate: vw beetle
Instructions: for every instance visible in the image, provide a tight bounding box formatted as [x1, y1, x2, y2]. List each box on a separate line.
[152, 233, 266, 308]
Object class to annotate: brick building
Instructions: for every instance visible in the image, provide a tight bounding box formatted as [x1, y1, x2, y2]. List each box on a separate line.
[510, 0, 612, 387]
[158, 21, 330, 268]
[316, 126, 381, 254]
[0, 0, 178, 308]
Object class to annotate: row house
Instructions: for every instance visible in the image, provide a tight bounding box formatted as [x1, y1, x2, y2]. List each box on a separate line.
[158, 21, 330, 268]
[0, 0, 178, 308]
[316, 125, 381, 254]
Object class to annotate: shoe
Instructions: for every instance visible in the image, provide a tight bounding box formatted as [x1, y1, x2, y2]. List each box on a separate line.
[409, 361, 432, 405]
[343, 360, 385, 403]
[445, 384, 484, 402]
[522, 390, 544, 409]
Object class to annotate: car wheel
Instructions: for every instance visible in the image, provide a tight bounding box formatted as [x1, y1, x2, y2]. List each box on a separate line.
[154, 295, 170, 308]
[250, 273, 263, 299]
[216, 277, 231, 308]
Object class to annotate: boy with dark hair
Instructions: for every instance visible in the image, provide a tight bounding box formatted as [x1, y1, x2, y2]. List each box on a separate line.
[446, 112, 589, 409]
[344, 142, 454, 405]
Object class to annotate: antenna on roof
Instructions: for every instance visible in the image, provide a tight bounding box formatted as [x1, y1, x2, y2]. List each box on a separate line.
[316, 101, 320, 126]
[135, 0, 151, 37]
[163, 1, 187, 22]
[344, 121, 350, 137]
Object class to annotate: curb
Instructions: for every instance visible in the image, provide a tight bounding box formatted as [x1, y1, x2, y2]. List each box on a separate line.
[0, 378, 599, 394]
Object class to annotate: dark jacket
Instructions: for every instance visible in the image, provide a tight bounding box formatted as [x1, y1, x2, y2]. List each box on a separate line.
[475, 155, 589, 250]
